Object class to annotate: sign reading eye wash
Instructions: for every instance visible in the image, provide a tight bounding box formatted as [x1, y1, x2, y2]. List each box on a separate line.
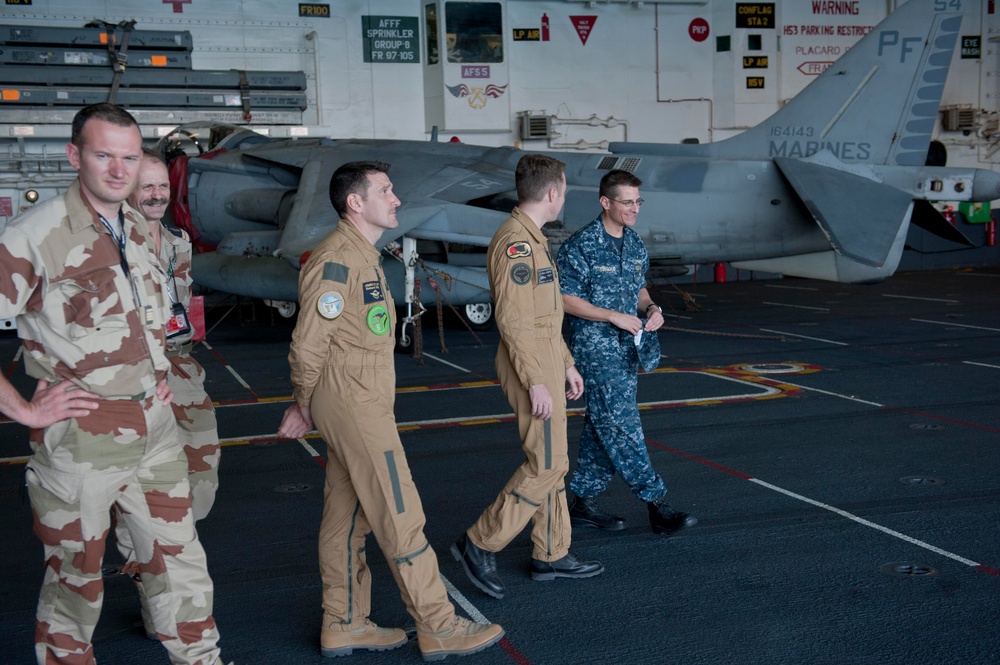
[362, 16, 419, 63]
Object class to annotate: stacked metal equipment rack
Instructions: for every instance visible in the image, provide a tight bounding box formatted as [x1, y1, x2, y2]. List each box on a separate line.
[0, 22, 308, 126]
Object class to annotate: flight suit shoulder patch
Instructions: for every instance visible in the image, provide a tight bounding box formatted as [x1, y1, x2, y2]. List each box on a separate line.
[362, 280, 384, 303]
[537, 267, 554, 284]
[510, 262, 532, 285]
[506, 241, 531, 259]
[322, 262, 349, 283]
[317, 291, 345, 319]
[366, 304, 390, 335]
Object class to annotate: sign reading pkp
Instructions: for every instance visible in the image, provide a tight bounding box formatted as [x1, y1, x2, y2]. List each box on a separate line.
[689, 18, 709, 42]
[362, 16, 420, 63]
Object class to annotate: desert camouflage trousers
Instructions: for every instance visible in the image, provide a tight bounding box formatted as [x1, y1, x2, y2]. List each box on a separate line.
[569, 364, 667, 503]
[166, 353, 221, 521]
[26, 394, 221, 665]
[117, 352, 220, 549]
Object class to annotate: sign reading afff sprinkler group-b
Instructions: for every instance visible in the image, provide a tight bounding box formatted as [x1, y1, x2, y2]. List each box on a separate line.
[362, 16, 419, 63]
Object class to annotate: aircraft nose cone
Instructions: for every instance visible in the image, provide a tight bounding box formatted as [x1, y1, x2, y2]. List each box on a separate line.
[972, 169, 1000, 201]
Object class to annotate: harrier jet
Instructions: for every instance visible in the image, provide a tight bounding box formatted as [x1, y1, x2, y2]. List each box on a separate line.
[161, 0, 1000, 341]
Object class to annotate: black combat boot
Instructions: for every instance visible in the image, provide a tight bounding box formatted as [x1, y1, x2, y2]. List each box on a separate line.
[569, 495, 626, 531]
[647, 499, 697, 535]
[530, 552, 604, 581]
[451, 533, 505, 599]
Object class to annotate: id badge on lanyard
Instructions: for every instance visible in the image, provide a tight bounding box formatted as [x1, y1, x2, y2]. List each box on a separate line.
[100, 211, 154, 326]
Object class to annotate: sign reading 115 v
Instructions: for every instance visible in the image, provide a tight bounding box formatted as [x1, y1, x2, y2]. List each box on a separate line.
[362, 16, 420, 63]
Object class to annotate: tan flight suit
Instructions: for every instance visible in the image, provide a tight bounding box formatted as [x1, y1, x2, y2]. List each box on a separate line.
[0, 181, 222, 665]
[288, 220, 455, 633]
[468, 207, 576, 562]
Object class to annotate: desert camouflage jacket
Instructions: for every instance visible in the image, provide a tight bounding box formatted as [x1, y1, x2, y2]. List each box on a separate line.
[0, 180, 171, 399]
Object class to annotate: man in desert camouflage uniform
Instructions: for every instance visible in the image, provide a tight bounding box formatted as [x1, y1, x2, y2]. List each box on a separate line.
[277, 160, 503, 661]
[115, 149, 222, 637]
[0, 103, 228, 665]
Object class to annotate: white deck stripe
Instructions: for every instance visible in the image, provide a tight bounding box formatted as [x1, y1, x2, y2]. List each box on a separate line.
[762, 301, 830, 312]
[883, 294, 959, 303]
[774, 379, 885, 407]
[759, 328, 849, 346]
[911, 318, 1000, 333]
[749, 478, 981, 567]
[423, 352, 473, 374]
[441, 575, 491, 624]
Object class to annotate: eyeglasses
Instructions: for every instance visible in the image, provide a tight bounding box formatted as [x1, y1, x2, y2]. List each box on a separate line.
[607, 197, 644, 208]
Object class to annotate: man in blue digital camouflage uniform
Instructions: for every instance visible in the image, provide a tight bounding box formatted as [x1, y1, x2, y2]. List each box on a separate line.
[556, 170, 696, 536]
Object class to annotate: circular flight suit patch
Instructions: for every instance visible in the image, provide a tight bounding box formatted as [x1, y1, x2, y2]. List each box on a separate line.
[317, 291, 345, 319]
[510, 262, 532, 285]
[366, 304, 390, 335]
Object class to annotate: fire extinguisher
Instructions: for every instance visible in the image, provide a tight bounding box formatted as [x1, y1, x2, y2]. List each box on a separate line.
[942, 204, 955, 226]
[541, 13, 550, 41]
[986, 219, 996, 247]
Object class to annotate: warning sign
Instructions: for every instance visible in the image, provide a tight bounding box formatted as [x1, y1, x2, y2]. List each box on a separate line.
[0, 197, 13, 217]
[570, 16, 597, 45]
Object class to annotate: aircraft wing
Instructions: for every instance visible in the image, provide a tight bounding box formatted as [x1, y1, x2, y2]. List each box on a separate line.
[773, 155, 915, 267]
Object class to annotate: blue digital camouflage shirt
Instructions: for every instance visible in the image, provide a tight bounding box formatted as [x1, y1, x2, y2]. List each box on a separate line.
[557, 213, 649, 370]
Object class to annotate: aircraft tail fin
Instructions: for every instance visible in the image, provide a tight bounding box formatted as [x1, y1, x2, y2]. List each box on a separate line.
[617, 0, 963, 166]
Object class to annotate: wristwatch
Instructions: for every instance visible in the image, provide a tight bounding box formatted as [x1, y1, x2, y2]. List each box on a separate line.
[645, 303, 660, 315]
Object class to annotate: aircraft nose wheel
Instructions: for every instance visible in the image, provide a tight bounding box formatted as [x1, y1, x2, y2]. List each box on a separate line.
[462, 303, 493, 331]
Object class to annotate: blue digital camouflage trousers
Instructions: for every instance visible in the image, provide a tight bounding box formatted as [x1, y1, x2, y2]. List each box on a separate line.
[569, 363, 667, 503]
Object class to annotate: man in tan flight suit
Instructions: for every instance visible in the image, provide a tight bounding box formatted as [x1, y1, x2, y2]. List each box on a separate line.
[277, 161, 504, 661]
[451, 154, 603, 600]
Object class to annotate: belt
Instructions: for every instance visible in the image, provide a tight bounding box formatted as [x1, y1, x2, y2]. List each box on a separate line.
[102, 386, 157, 402]
[166, 341, 193, 358]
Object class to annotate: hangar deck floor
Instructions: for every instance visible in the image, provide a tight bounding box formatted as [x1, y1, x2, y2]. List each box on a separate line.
[1, 267, 999, 665]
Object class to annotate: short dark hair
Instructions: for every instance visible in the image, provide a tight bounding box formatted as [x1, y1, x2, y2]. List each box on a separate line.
[71, 103, 140, 147]
[329, 161, 391, 218]
[599, 169, 642, 200]
[515, 154, 566, 204]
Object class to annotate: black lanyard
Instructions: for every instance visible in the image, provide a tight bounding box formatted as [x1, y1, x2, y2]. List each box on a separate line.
[98, 209, 129, 276]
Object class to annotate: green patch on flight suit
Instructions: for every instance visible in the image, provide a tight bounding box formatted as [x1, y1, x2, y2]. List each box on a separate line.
[510, 262, 532, 285]
[317, 291, 345, 319]
[322, 262, 349, 283]
[366, 304, 390, 335]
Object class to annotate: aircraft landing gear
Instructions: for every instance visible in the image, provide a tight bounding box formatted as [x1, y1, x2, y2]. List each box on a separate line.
[264, 300, 298, 318]
[462, 302, 493, 330]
